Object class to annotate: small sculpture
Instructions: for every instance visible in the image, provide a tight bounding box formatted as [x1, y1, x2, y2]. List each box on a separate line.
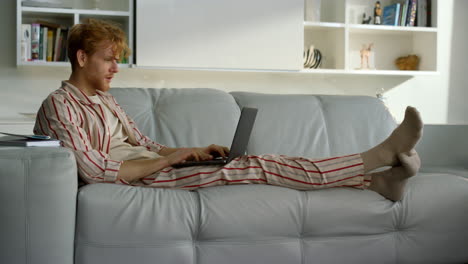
[362, 13, 372, 24]
[374, 1, 382, 25]
[359, 43, 374, 70]
[395, 55, 420, 70]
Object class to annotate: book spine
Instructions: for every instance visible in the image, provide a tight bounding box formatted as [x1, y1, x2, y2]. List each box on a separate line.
[427, 0, 432, 27]
[398, 3, 404, 26]
[401, 1, 409, 26]
[38, 26, 43, 60]
[31, 23, 40, 60]
[42, 27, 48, 61]
[47, 30, 54, 61]
[383, 4, 399, 26]
[394, 4, 400, 26]
[59, 28, 68, 61]
[21, 24, 31, 61]
[405, 0, 411, 26]
[408, 0, 417, 26]
[53, 27, 61, 61]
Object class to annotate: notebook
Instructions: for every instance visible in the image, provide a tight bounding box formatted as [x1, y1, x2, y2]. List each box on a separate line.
[172, 107, 258, 168]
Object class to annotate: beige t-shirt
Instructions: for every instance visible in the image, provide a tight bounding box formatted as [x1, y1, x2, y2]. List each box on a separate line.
[88, 95, 160, 161]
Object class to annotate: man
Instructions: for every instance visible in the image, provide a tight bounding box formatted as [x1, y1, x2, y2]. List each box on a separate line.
[34, 19, 422, 201]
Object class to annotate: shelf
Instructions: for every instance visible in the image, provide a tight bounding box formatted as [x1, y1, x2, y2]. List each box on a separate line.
[22, 7, 130, 16]
[130, 65, 438, 77]
[301, 69, 439, 76]
[344, 70, 440, 76]
[304, 22, 345, 29]
[17, 61, 132, 68]
[348, 24, 438, 34]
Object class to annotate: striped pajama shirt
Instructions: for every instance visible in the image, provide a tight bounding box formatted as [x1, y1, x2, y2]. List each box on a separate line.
[34, 81, 372, 190]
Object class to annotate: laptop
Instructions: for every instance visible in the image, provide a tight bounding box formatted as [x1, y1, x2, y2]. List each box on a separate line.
[172, 107, 258, 168]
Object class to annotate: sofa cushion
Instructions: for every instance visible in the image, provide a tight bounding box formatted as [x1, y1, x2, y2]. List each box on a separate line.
[230, 92, 330, 157]
[75, 172, 468, 264]
[110, 88, 240, 148]
[231, 92, 397, 157]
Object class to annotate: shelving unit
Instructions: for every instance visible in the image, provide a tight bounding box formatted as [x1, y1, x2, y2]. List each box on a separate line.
[16, 0, 133, 67]
[15, 0, 438, 77]
[303, 0, 438, 75]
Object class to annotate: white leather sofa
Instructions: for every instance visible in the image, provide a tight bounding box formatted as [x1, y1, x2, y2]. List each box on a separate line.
[1, 88, 467, 264]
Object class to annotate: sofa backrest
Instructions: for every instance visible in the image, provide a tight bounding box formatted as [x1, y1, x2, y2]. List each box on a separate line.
[111, 88, 397, 158]
[110, 88, 240, 148]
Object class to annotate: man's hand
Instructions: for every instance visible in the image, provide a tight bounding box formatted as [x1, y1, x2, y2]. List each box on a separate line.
[164, 145, 229, 165]
[200, 144, 230, 159]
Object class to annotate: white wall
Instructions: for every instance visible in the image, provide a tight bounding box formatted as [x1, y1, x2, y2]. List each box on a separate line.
[447, 0, 468, 124]
[0, 0, 465, 124]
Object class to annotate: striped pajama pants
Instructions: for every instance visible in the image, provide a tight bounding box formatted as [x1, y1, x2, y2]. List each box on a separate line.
[137, 153, 372, 190]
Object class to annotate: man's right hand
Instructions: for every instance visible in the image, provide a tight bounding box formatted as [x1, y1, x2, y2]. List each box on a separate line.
[163, 148, 214, 166]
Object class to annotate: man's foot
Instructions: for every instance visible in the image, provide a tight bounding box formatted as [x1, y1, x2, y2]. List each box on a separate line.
[362, 106, 423, 172]
[379, 106, 423, 166]
[367, 150, 421, 201]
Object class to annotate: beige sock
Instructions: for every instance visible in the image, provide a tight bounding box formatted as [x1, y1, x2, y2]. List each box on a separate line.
[362, 106, 423, 172]
[367, 150, 421, 201]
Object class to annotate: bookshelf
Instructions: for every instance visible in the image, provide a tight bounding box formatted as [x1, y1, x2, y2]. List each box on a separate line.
[16, 0, 134, 67]
[303, 0, 438, 75]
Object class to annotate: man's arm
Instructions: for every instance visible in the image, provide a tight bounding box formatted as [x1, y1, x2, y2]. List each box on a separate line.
[118, 158, 169, 183]
[35, 96, 122, 184]
[117, 148, 211, 183]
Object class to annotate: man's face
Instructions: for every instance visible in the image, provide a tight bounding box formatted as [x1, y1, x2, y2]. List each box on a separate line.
[82, 43, 119, 93]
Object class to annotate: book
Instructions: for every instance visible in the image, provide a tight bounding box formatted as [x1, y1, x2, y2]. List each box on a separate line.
[0, 136, 61, 147]
[59, 28, 69, 61]
[0, 132, 51, 140]
[53, 27, 61, 61]
[400, 0, 409, 26]
[31, 23, 40, 60]
[46, 29, 54, 61]
[397, 3, 404, 26]
[416, 0, 424, 26]
[42, 27, 48, 61]
[427, 0, 432, 27]
[407, 0, 417, 26]
[21, 24, 31, 61]
[39, 26, 44, 60]
[383, 3, 400, 26]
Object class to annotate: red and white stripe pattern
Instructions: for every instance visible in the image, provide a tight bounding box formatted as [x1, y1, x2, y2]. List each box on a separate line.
[34, 81, 166, 185]
[136, 154, 371, 190]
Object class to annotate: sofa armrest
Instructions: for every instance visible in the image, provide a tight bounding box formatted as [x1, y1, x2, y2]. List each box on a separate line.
[0, 147, 77, 264]
[416, 124, 468, 173]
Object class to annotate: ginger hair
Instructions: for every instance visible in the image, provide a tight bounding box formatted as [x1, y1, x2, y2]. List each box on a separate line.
[67, 18, 130, 70]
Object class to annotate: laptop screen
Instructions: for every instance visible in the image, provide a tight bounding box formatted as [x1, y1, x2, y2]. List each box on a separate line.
[226, 107, 258, 162]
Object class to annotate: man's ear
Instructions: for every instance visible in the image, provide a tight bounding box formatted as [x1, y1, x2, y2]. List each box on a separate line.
[76, 49, 87, 68]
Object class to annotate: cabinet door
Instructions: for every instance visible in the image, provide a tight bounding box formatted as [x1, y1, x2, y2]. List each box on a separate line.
[136, 0, 303, 70]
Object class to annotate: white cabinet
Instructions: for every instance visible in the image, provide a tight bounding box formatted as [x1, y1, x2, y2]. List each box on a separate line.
[136, 0, 304, 70]
[16, 0, 134, 67]
[303, 0, 438, 75]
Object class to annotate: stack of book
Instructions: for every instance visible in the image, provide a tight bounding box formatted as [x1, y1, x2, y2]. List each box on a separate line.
[382, 0, 431, 27]
[21, 20, 69, 62]
[0, 132, 61, 147]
